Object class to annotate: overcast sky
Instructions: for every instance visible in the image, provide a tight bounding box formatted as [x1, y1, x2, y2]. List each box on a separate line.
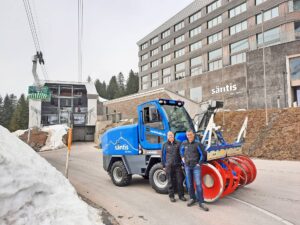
[0, 0, 192, 97]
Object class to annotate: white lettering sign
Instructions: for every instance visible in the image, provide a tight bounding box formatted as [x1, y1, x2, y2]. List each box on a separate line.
[211, 83, 237, 95]
[115, 144, 129, 151]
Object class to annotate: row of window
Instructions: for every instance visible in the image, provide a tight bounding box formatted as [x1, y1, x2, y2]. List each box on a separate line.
[141, 0, 261, 50]
[141, 4, 279, 61]
[141, 25, 282, 72]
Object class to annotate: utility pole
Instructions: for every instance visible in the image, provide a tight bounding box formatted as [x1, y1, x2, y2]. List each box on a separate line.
[261, 10, 268, 126]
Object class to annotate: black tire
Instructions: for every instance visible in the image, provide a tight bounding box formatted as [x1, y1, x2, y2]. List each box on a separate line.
[142, 175, 149, 180]
[149, 163, 168, 194]
[110, 161, 132, 187]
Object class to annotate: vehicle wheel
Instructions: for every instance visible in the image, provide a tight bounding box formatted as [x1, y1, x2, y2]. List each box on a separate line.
[142, 175, 149, 179]
[149, 163, 168, 194]
[110, 161, 132, 186]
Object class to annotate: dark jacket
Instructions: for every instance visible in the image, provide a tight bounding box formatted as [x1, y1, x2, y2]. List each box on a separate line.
[161, 140, 182, 168]
[180, 140, 206, 167]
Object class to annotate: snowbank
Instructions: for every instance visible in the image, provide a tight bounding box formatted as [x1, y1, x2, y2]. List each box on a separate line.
[13, 129, 27, 137]
[41, 124, 68, 151]
[0, 125, 103, 225]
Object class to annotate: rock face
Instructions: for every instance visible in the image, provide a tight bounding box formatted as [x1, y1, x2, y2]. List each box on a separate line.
[18, 128, 48, 151]
[215, 108, 300, 160]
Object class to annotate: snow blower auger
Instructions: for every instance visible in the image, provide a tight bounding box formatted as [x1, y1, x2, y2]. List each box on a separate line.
[199, 112, 257, 202]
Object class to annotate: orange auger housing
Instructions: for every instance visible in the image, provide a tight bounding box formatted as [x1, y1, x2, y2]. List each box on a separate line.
[199, 114, 257, 202]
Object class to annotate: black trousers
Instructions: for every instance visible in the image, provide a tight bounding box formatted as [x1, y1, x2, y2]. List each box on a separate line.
[166, 165, 184, 198]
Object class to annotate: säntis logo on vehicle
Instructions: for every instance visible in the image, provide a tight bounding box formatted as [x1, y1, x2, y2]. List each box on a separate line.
[115, 144, 129, 150]
[211, 83, 237, 95]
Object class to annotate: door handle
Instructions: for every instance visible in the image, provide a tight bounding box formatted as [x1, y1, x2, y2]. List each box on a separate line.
[146, 127, 150, 132]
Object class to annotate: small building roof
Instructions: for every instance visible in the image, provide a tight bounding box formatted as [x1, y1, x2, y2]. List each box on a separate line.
[41, 80, 98, 96]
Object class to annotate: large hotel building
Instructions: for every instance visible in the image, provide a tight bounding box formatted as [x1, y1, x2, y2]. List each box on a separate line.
[137, 0, 300, 109]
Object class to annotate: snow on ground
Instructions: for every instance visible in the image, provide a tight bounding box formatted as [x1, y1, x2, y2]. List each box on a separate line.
[13, 129, 27, 137]
[0, 126, 103, 225]
[40, 124, 68, 151]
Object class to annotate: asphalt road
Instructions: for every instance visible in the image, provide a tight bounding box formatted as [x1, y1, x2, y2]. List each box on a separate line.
[40, 142, 300, 225]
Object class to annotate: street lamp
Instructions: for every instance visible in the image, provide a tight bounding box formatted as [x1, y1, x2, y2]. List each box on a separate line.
[261, 10, 268, 126]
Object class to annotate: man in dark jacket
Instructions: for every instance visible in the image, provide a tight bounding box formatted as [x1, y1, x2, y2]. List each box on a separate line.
[180, 129, 209, 211]
[162, 131, 186, 202]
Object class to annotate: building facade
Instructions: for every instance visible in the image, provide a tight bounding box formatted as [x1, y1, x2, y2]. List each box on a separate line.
[29, 81, 99, 141]
[137, 0, 300, 109]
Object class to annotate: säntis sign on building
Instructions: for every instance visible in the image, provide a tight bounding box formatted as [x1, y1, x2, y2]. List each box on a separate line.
[211, 83, 237, 95]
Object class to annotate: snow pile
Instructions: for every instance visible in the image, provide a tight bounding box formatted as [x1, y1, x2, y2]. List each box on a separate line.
[40, 124, 68, 151]
[13, 129, 27, 137]
[0, 126, 103, 225]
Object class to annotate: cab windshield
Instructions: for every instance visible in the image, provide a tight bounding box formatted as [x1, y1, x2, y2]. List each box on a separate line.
[161, 104, 194, 133]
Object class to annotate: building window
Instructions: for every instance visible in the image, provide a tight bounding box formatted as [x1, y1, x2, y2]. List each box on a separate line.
[141, 53, 148, 61]
[229, 2, 247, 18]
[190, 56, 202, 76]
[190, 41, 202, 52]
[190, 26, 201, 38]
[162, 42, 171, 51]
[190, 11, 201, 23]
[175, 35, 185, 45]
[294, 0, 300, 11]
[175, 48, 185, 58]
[141, 42, 148, 50]
[230, 39, 248, 65]
[162, 54, 171, 63]
[208, 31, 222, 44]
[256, 7, 279, 24]
[141, 75, 149, 82]
[175, 72, 185, 80]
[175, 62, 185, 80]
[163, 75, 171, 84]
[207, 0, 221, 14]
[257, 27, 281, 46]
[151, 80, 159, 87]
[162, 67, 171, 76]
[142, 83, 149, 90]
[175, 21, 185, 31]
[256, 0, 267, 5]
[231, 52, 246, 65]
[150, 36, 159, 45]
[209, 60, 222, 71]
[151, 48, 159, 56]
[191, 56, 202, 67]
[162, 29, 171, 39]
[230, 20, 247, 35]
[141, 64, 149, 72]
[230, 39, 249, 54]
[151, 59, 159, 68]
[208, 15, 222, 29]
[151, 72, 159, 87]
[208, 48, 222, 71]
[295, 21, 300, 39]
[208, 48, 222, 61]
[289, 56, 300, 80]
[190, 87, 202, 102]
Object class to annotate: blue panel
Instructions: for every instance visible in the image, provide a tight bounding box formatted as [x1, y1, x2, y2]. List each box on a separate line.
[101, 124, 139, 155]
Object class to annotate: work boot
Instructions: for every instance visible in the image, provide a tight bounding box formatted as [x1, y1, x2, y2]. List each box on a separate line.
[187, 199, 196, 207]
[170, 197, 176, 202]
[179, 196, 187, 201]
[199, 203, 209, 211]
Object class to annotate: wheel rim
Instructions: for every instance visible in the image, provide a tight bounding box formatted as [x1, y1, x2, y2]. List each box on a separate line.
[153, 169, 167, 189]
[113, 167, 123, 183]
[201, 163, 224, 202]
